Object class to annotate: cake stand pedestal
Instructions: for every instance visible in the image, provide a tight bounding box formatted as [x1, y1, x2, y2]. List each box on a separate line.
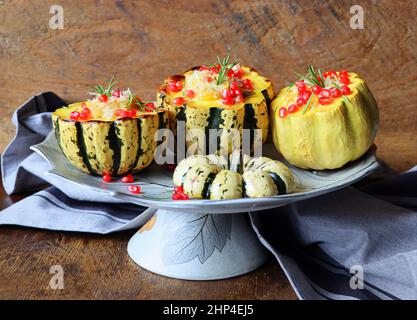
[127, 209, 269, 280]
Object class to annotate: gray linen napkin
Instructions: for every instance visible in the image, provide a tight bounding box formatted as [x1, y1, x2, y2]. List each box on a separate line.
[0, 92, 154, 233]
[1, 92, 417, 300]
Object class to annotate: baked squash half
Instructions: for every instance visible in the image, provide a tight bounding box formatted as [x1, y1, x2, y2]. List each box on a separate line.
[270, 66, 379, 170]
[52, 81, 168, 176]
[157, 54, 274, 155]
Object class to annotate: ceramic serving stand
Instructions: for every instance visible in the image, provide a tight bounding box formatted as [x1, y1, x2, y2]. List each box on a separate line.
[32, 134, 379, 280]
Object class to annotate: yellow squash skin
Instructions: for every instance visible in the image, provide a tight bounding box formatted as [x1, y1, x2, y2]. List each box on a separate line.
[157, 66, 274, 155]
[270, 73, 379, 170]
[52, 102, 169, 176]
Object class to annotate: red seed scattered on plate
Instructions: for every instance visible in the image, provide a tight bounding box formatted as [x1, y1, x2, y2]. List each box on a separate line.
[122, 174, 134, 183]
[102, 174, 112, 183]
[174, 186, 183, 193]
[128, 185, 141, 194]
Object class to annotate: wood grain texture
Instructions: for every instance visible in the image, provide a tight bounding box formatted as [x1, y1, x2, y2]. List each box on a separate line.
[0, 0, 416, 171]
[0, 186, 296, 300]
[0, 0, 416, 300]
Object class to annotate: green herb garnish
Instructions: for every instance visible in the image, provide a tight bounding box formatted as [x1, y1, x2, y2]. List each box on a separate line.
[295, 65, 324, 87]
[127, 89, 145, 110]
[215, 52, 238, 86]
[92, 75, 118, 97]
[302, 92, 315, 114]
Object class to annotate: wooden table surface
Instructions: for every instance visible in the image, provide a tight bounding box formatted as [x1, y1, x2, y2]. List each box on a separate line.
[0, 0, 416, 300]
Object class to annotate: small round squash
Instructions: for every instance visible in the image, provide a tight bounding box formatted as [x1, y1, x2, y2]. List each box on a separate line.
[270, 70, 379, 170]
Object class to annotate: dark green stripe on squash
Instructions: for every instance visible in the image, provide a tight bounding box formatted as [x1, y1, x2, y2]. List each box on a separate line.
[202, 172, 217, 199]
[108, 122, 122, 176]
[205, 108, 224, 154]
[261, 89, 271, 106]
[243, 104, 257, 153]
[130, 118, 143, 171]
[54, 118, 63, 152]
[268, 172, 287, 194]
[75, 122, 98, 175]
[176, 106, 187, 122]
[158, 111, 166, 130]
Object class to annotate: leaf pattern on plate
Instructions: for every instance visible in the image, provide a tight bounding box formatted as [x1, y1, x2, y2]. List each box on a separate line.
[162, 213, 232, 265]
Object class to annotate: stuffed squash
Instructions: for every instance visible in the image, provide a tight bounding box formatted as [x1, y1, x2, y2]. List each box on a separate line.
[52, 79, 168, 176]
[172, 155, 294, 200]
[270, 66, 379, 170]
[157, 54, 274, 155]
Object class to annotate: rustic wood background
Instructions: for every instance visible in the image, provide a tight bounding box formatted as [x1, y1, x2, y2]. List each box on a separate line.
[1, 0, 416, 171]
[0, 0, 416, 300]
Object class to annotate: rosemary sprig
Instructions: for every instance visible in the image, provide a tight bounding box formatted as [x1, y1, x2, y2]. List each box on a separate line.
[302, 92, 315, 114]
[295, 65, 325, 87]
[331, 81, 351, 105]
[215, 52, 238, 85]
[127, 89, 145, 110]
[92, 75, 119, 97]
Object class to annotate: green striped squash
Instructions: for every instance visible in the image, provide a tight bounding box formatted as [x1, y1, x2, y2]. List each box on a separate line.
[157, 66, 274, 155]
[52, 106, 168, 176]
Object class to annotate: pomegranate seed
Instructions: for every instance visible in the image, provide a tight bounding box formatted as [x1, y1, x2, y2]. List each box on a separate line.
[175, 81, 183, 90]
[233, 88, 242, 97]
[204, 76, 213, 83]
[166, 164, 177, 172]
[185, 90, 195, 98]
[323, 72, 329, 78]
[127, 109, 138, 117]
[297, 83, 306, 93]
[339, 70, 348, 77]
[145, 102, 155, 109]
[242, 79, 253, 91]
[222, 97, 235, 105]
[98, 94, 108, 103]
[115, 109, 127, 118]
[112, 89, 121, 98]
[178, 192, 189, 200]
[230, 81, 239, 90]
[128, 185, 141, 194]
[236, 69, 244, 78]
[82, 107, 91, 116]
[172, 97, 185, 106]
[70, 111, 80, 121]
[312, 85, 322, 94]
[222, 89, 232, 100]
[297, 98, 306, 106]
[301, 90, 312, 101]
[330, 88, 342, 98]
[102, 174, 112, 183]
[168, 82, 181, 92]
[174, 186, 183, 193]
[328, 71, 337, 78]
[279, 107, 288, 118]
[234, 94, 244, 103]
[199, 65, 209, 71]
[319, 97, 333, 105]
[319, 89, 331, 98]
[341, 86, 351, 95]
[340, 77, 350, 85]
[122, 174, 134, 183]
[288, 104, 298, 113]
[79, 111, 89, 121]
[172, 193, 180, 200]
